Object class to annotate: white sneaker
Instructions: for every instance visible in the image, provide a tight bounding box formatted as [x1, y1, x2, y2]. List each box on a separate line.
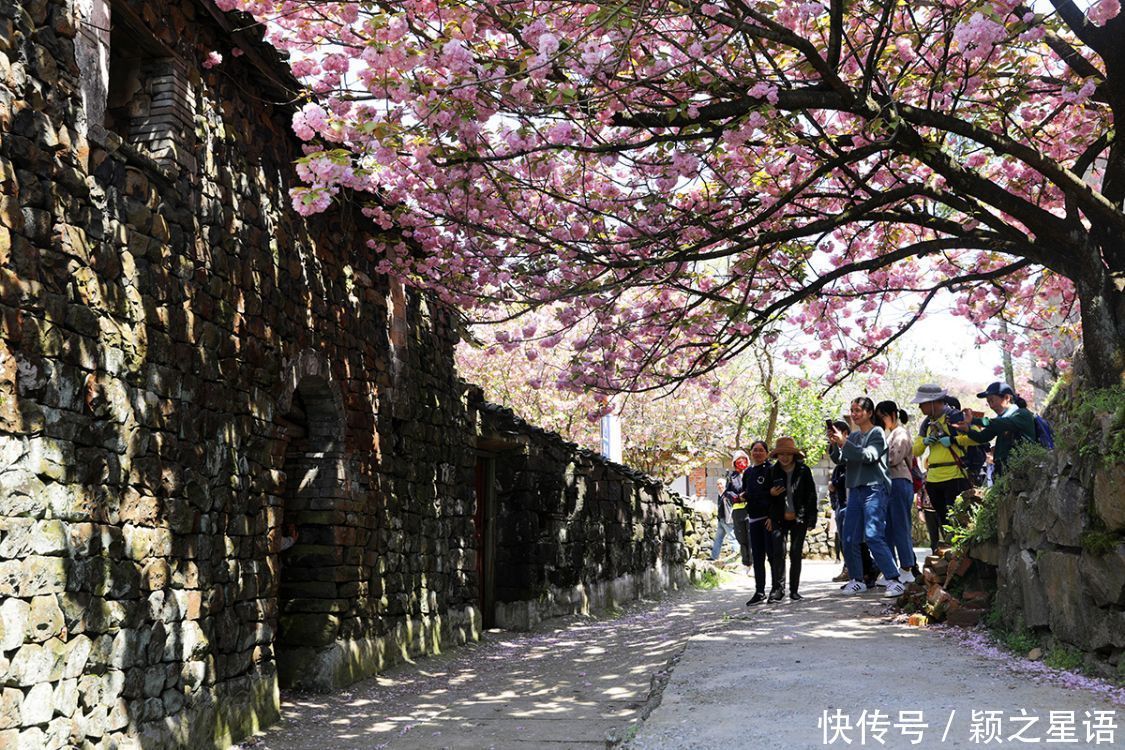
[884, 580, 906, 597]
[840, 580, 867, 595]
[899, 567, 916, 584]
[874, 574, 888, 587]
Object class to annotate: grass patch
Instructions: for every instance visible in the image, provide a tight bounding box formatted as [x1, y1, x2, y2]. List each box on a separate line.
[1080, 529, 1122, 556]
[1001, 629, 1040, 655]
[1044, 647, 1084, 671]
[693, 567, 722, 590]
[1054, 386, 1125, 468]
[985, 604, 1039, 655]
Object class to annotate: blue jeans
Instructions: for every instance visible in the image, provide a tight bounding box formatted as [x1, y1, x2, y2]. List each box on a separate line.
[885, 478, 916, 569]
[711, 517, 741, 560]
[843, 485, 899, 581]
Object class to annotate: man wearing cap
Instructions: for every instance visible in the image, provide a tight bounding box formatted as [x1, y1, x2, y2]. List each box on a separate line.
[954, 382, 1036, 478]
[911, 384, 977, 552]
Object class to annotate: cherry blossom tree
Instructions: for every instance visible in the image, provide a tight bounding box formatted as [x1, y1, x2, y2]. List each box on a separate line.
[213, 0, 1125, 391]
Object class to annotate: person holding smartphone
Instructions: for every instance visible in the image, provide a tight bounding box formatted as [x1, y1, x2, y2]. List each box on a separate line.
[764, 436, 818, 601]
[725, 450, 752, 573]
[828, 397, 904, 598]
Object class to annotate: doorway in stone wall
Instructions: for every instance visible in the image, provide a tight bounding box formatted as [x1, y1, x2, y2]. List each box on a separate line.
[474, 455, 496, 629]
[275, 374, 347, 688]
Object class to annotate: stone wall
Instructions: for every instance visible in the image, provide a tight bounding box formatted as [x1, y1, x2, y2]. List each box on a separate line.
[669, 494, 838, 565]
[988, 381, 1124, 678]
[990, 452, 1125, 673]
[472, 401, 690, 630]
[0, 1, 484, 747]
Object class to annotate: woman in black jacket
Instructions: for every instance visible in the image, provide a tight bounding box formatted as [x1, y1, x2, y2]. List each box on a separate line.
[766, 436, 819, 601]
[740, 440, 773, 605]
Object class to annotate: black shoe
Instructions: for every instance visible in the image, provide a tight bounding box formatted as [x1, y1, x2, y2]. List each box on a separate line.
[767, 589, 784, 603]
[789, 592, 804, 601]
[746, 592, 765, 606]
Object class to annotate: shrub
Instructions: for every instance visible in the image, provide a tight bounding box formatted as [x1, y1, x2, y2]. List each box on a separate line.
[1044, 647, 1084, 671]
[946, 490, 999, 552]
[1005, 441, 1050, 477]
[1002, 629, 1039, 655]
[946, 442, 1049, 552]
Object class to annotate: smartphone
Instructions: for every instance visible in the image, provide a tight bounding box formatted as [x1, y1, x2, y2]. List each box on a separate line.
[825, 419, 834, 431]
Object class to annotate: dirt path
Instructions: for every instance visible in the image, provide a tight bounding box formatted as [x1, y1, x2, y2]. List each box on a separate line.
[628, 560, 1124, 750]
[238, 559, 1123, 750]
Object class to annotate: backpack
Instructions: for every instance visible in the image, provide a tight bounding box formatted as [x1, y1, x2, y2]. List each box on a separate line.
[1033, 413, 1055, 449]
[909, 456, 925, 494]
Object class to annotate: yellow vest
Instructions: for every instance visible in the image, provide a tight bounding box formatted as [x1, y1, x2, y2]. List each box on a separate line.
[912, 414, 977, 484]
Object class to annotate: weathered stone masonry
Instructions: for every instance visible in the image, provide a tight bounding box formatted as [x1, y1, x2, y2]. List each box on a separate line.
[0, 1, 690, 748]
[0, 0, 484, 746]
[472, 400, 688, 631]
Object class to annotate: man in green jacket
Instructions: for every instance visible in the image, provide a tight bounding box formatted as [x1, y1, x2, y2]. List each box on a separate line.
[955, 382, 1036, 477]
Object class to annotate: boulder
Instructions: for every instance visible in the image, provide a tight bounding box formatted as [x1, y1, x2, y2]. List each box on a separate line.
[0, 598, 29, 651]
[1038, 549, 1085, 645]
[26, 596, 64, 642]
[1078, 543, 1125, 607]
[1092, 463, 1125, 532]
[19, 682, 52, 725]
[0, 687, 20, 729]
[1044, 478, 1090, 547]
[1011, 549, 1049, 629]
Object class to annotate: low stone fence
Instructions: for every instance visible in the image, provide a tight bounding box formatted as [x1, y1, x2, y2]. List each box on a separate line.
[472, 401, 690, 631]
[683, 499, 838, 562]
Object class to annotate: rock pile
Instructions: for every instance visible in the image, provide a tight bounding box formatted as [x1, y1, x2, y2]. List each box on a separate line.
[898, 548, 996, 627]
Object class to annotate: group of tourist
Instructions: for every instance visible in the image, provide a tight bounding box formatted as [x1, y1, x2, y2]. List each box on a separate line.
[711, 380, 1043, 602]
[713, 438, 819, 603]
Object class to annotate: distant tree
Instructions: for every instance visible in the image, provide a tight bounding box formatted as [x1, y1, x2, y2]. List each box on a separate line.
[457, 323, 839, 478]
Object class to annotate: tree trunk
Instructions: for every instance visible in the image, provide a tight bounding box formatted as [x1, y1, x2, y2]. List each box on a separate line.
[1075, 264, 1125, 389]
[756, 346, 779, 446]
[999, 318, 1016, 386]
